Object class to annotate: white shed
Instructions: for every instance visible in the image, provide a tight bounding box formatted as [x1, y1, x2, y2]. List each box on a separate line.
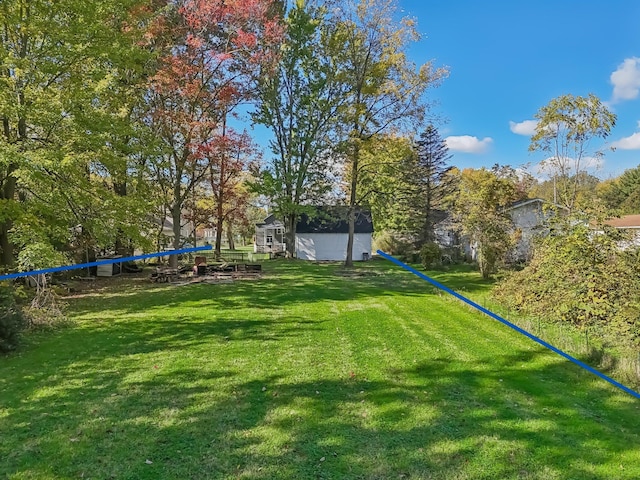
[295, 207, 373, 261]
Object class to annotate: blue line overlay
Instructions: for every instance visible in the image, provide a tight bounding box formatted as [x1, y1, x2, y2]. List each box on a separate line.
[0, 245, 213, 282]
[377, 250, 640, 400]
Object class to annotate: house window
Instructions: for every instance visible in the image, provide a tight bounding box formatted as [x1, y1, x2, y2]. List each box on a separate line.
[266, 235, 273, 244]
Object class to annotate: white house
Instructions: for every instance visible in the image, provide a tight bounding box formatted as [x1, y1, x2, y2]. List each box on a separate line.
[295, 207, 373, 261]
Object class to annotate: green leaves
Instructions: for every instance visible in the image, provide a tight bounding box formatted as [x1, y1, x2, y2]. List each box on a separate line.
[529, 94, 616, 212]
[494, 220, 640, 346]
[453, 168, 519, 279]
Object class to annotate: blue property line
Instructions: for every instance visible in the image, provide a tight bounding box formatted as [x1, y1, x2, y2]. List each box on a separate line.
[0, 245, 213, 282]
[376, 250, 640, 401]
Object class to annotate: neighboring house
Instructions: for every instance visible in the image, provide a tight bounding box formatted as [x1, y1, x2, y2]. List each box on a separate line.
[431, 209, 459, 248]
[295, 207, 373, 261]
[160, 216, 196, 246]
[254, 214, 286, 254]
[603, 214, 640, 247]
[603, 213, 640, 231]
[201, 228, 217, 245]
[505, 198, 565, 261]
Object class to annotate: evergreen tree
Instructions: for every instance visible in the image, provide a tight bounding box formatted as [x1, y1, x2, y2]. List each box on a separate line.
[409, 125, 455, 245]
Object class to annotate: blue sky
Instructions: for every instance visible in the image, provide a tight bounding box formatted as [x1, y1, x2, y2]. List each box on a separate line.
[401, 0, 640, 179]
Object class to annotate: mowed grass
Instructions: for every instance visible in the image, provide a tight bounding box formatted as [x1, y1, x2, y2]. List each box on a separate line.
[1, 260, 640, 479]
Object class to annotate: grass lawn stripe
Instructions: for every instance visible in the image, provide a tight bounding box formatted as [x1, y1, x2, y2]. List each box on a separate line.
[1, 260, 640, 479]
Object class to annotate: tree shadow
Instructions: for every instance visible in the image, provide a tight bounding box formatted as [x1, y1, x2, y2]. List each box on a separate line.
[4, 260, 640, 478]
[3, 344, 640, 479]
[64, 259, 492, 320]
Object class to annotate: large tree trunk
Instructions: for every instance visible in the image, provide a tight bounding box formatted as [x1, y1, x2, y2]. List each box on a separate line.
[226, 222, 235, 250]
[345, 145, 359, 267]
[0, 172, 17, 267]
[170, 204, 182, 268]
[345, 205, 355, 267]
[0, 220, 14, 267]
[113, 180, 130, 256]
[285, 214, 296, 258]
[214, 212, 224, 259]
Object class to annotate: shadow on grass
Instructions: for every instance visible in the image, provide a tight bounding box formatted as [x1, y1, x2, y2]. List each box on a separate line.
[4, 260, 638, 478]
[65, 259, 492, 319]
[2, 346, 640, 479]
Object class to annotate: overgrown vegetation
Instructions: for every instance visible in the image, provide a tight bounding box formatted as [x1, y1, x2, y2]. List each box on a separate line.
[419, 241, 441, 269]
[493, 221, 640, 347]
[0, 284, 24, 352]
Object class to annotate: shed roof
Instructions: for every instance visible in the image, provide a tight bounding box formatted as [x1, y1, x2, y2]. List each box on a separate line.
[296, 206, 374, 234]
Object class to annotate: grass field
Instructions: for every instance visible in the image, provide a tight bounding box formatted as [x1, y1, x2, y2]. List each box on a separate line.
[1, 259, 639, 479]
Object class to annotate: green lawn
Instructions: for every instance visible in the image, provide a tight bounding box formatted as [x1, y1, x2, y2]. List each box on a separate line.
[1, 260, 639, 479]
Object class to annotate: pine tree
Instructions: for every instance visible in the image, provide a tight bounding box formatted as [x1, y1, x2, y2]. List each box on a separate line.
[409, 125, 456, 245]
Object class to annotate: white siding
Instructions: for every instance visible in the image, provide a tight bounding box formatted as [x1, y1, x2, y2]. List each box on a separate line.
[295, 233, 372, 261]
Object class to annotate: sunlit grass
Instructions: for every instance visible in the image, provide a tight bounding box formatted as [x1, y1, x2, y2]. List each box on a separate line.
[1, 259, 639, 479]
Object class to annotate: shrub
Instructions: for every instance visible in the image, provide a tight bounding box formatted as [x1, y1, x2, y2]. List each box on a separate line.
[493, 223, 640, 346]
[373, 230, 415, 261]
[420, 242, 441, 269]
[0, 284, 25, 353]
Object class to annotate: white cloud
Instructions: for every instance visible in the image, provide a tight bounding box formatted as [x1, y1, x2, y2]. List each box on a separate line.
[612, 132, 640, 150]
[444, 135, 493, 154]
[610, 57, 640, 103]
[530, 156, 603, 180]
[509, 119, 538, 136]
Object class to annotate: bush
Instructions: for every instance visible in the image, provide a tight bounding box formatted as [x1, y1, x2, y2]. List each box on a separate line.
[493, 223, 640, 346]
[373, 230, 416, 261]
[420, 242, 441, 269]
[0, 284, 25, 353]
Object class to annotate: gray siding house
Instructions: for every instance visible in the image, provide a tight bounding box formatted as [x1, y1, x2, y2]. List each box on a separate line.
[506, 198, 564, 261]
[254, 214, 286, 254]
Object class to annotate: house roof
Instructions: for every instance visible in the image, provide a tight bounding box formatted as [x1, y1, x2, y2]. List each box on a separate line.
[604, 214, 640, 229]
[296, 206, 374, 234]
[506, 198, 566, 211]
[508, 198, 544, 210]
[256, 213, 283, 228]
[430, 209, 450, 224]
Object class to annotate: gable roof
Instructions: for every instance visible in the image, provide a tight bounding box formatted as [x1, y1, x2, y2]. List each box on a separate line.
[296, 206, 374, 234]
[506, 198, 567, 211]
[256, 214, 283, 228]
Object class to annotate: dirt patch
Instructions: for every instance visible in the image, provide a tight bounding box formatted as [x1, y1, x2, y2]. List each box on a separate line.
[333, 269, 381, 278]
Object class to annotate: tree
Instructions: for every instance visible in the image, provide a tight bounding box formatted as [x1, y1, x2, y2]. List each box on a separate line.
[0, 0, 157, 267]
[453, 168, 519, 279]
[529, 93, 616, 213]
[253, 0, 346, 257]
[351, 134, 415, 233]
[147, 0, 281, 266]
[206, 120, 257, 256]
[408, 125, 456, 245]
[334, 0, 447, 266]
[597, 165, 640, 214]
